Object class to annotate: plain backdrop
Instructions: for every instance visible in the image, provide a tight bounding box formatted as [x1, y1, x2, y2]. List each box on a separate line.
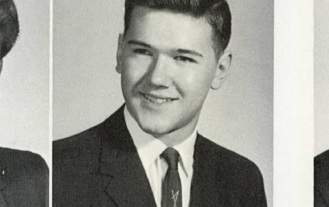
[315, 0, 329, 156]
[54, 1, 273, 206]
[0, 0, 50, 164]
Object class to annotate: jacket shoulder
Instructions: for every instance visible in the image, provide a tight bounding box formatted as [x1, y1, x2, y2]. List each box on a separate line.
[315, 150, 329, 171]
[0, 147, 48, 176]
[195, 135, 267, 206]
[0, 148, 48, 206]
[53, 122, 105, 160]
[196, 135, 266, 192]
[197, 135, 262, 174]
[315, 150, 329, 185]
[53, 106, 125, 162]
[314, 150, 329, 198]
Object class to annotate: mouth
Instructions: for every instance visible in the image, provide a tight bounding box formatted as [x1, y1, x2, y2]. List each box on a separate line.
[140, 93, 176, 104]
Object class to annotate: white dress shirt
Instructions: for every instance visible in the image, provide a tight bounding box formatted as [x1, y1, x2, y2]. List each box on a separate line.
[124, 107, 197, 207]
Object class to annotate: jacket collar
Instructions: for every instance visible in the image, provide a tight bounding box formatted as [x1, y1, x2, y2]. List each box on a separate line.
[94, 105, 225, 207]
[97, 105, 157, 207]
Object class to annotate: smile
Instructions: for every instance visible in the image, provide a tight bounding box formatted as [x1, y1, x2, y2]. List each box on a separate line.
[141, 93, 175, 104]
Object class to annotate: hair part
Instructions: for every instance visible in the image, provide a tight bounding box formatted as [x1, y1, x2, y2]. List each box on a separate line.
[124, 0, 231, 55]
[0, 0, 19, 60]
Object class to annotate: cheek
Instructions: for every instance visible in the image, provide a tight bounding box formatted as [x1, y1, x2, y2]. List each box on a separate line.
[121, 60, 144, 88]
[178, 67, 215, 96]
[121, 56, 152, 83]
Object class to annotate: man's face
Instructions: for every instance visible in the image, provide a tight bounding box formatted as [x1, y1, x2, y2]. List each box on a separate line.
[117, 6, 231, 140]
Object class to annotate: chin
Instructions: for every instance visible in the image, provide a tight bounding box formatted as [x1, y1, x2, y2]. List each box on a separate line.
[136, 116, 176, 137]
[139, 123, 171, 137]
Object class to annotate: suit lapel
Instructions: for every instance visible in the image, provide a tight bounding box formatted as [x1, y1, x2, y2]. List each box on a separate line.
[190, 135, 216, 207]
[97, 106, 156, 207]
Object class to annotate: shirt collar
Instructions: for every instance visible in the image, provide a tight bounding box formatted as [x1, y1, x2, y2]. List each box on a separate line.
[124, 106, 197, 177]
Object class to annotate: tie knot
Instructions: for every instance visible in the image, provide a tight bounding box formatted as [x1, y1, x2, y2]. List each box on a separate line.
[161, 148, 180, 170]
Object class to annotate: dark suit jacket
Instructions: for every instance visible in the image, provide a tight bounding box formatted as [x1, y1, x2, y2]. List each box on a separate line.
[0, 147, 48, 207]
[53, 106, 267, 207]
[315, 150, 329, 207]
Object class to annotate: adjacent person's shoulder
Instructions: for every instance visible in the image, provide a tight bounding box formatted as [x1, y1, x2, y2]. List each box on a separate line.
[0, 148, 48, 206]
[315, 150, 329, 169]
[0, 147, 48, 175]
[315, 150, 329, 182]
[315, 150, 329, 207]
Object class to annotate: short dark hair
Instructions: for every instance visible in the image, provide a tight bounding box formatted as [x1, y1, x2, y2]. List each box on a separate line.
[0, 0, 19, 60]
[124, 0, 231, 53]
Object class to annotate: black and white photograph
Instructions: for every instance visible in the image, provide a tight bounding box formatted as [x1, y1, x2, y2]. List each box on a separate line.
[0, 0, 49, 206]
[53, 1, 273, 206]
[0, 0, 321, 206]
[314, 0, 329, 206]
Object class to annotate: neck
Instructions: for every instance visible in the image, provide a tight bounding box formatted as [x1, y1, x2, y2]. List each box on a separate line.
[124, 105, 199, 147]
[152, 117, 198, 147]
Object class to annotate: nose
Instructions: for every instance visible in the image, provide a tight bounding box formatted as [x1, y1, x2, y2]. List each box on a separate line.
[146, 55, 172, 87]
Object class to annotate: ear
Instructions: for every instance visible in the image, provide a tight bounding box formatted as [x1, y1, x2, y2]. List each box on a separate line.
[116, 34, 124, 74]
[211, 51, 232, 90]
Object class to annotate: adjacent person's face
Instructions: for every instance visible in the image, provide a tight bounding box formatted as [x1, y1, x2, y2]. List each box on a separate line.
[0, 42, 2, 74]
[116, 6, 231, 139]
[0, 60, 2, 74]
[0, 38, 4, 74]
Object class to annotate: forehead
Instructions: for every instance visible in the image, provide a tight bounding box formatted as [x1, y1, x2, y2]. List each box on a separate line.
[125, 6, 215, 54]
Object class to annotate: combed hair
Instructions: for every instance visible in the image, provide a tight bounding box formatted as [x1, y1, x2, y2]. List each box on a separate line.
[124, 0, 231, 53]
[0, 0, 19, 59]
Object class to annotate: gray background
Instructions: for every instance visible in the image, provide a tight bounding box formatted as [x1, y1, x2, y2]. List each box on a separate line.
[315, 0, 329, 156]
[54, 1, 273, 205]
[0, 0, 49, 163]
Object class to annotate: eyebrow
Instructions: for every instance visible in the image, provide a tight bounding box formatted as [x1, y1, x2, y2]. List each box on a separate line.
[127, 39, 204, 58]
[176, 49, 203, 58]
[127, 40, 151, 48]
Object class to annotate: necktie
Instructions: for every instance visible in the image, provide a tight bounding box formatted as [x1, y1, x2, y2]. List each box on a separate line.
[161, 148, 182, 207]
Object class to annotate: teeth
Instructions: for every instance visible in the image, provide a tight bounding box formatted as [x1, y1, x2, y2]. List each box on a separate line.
[143, 94, 172, 104]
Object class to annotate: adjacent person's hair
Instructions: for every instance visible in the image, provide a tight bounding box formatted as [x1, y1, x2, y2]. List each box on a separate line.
[0, 0, 19, 60]
[124, 0, 231, 53]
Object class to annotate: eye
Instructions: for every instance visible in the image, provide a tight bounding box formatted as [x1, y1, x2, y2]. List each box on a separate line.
[133, 48, 152, 56]
[174, 56, 197, 63]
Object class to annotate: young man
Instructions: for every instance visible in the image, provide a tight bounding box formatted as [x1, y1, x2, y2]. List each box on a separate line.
[53, 0, 267, 206]
[0, 0, 49, 206]
[315, 150, 329, 207]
